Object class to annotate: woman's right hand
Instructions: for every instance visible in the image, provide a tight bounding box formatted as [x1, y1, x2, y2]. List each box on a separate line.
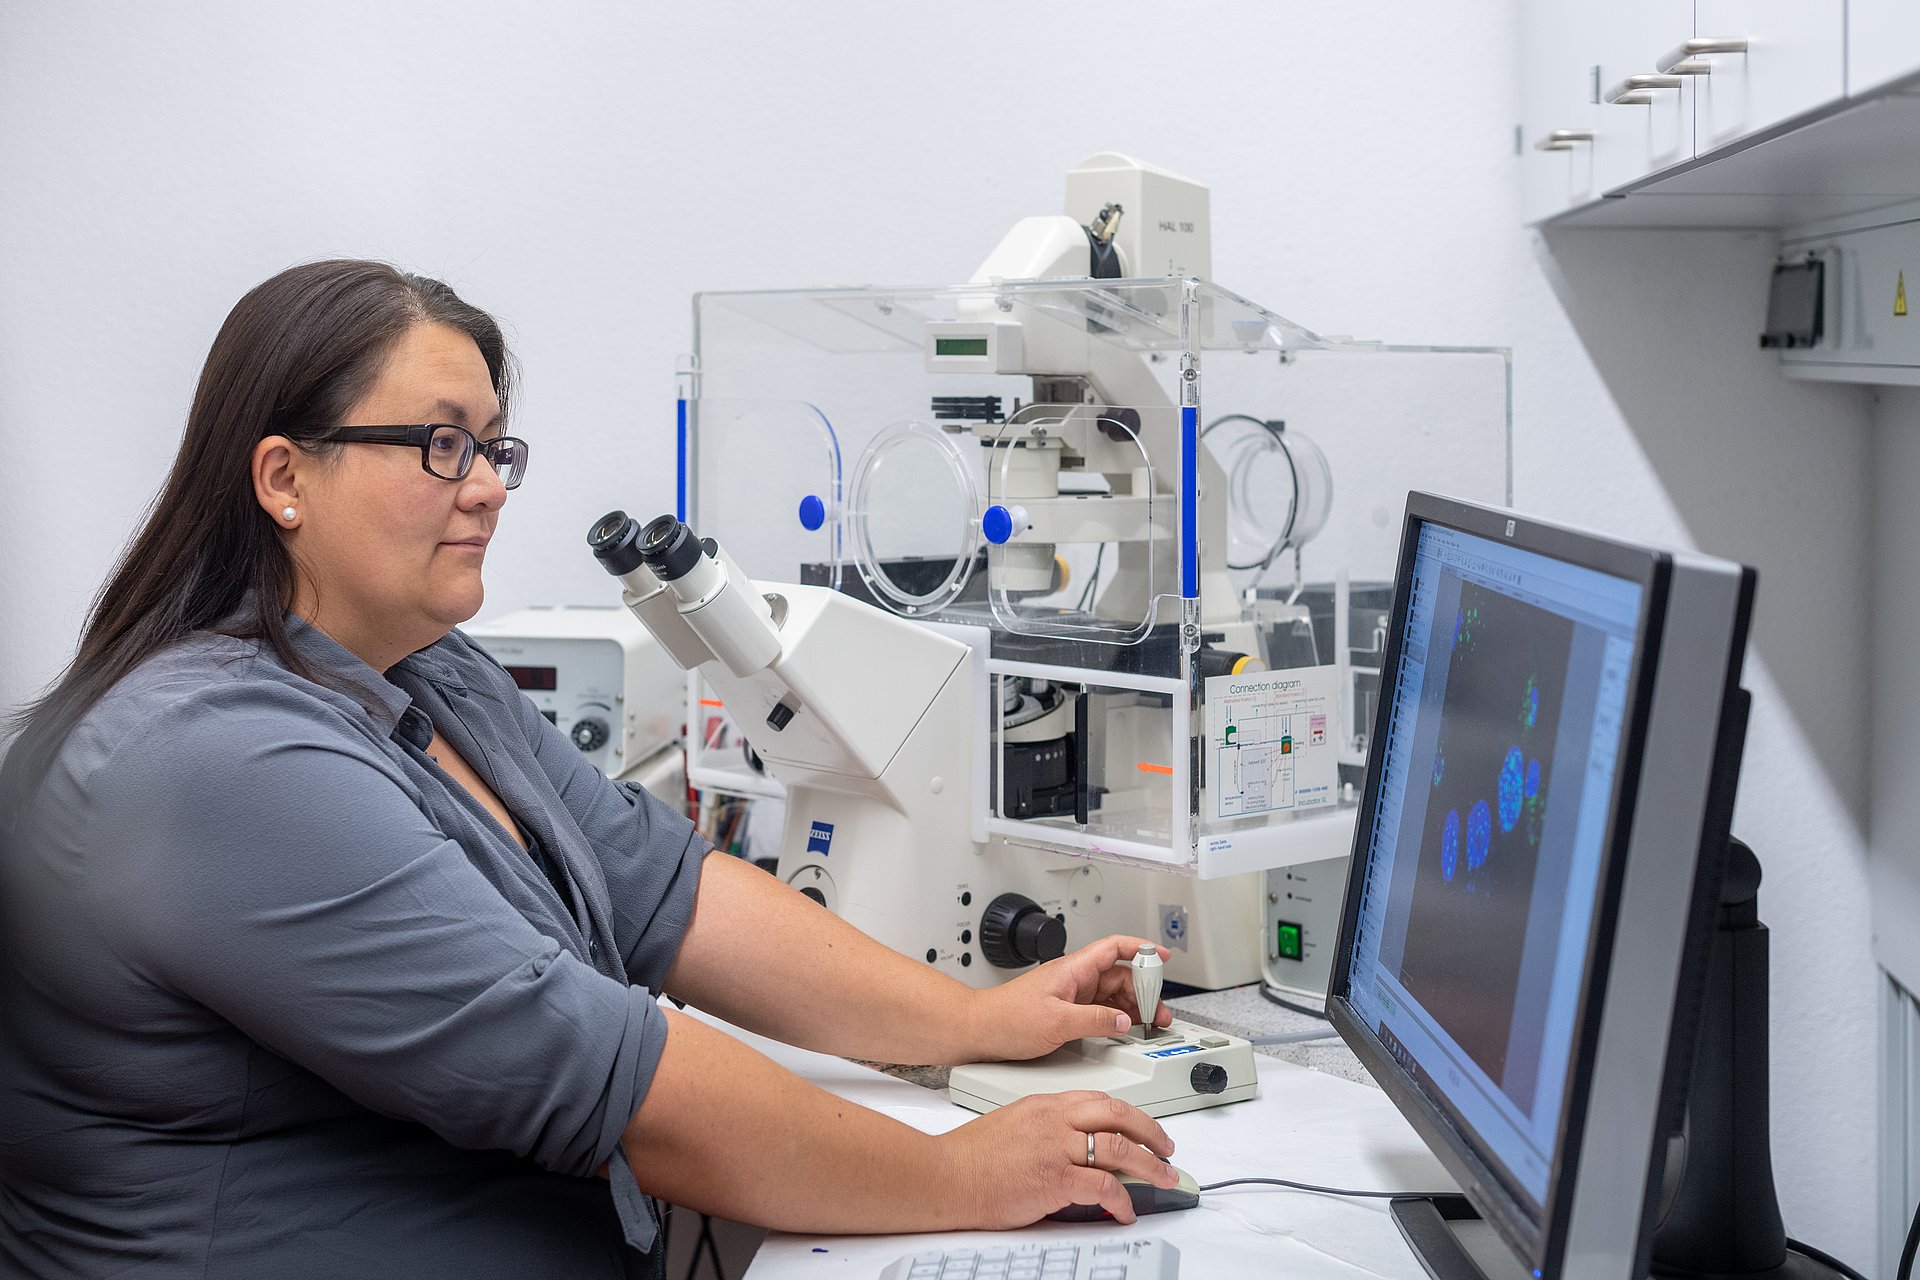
[938, 1090, 1179, 1228]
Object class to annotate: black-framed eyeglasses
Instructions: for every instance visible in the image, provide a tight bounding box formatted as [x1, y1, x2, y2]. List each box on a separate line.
[329, 424, 529, 489]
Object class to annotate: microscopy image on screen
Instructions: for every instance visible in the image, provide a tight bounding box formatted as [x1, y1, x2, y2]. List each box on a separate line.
[1396, 579, 1574, 1087]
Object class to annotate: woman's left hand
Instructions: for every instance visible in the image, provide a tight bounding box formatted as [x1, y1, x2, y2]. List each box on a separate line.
[961, 934, 1174, 1063]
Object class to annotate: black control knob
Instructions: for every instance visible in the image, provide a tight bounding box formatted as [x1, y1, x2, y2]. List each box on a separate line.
[979, 893, 1067, 969]
[570, 716, 610, 753]
[1190, 1062, 1229, 1095]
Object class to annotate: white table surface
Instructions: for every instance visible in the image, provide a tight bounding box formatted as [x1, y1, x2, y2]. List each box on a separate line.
[692, 1010, 1459, 1279]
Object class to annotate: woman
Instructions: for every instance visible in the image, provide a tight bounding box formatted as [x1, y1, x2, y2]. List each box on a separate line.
[0, 260, 1180, 1278]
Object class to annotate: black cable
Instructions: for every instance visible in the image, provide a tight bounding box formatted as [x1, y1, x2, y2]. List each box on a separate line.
[693, 1212, 728, 1280]
[1785, 1238, 1868, 1280]
[1258, 983, 1330, 1021]
[1198, 1176, 1455, 1199]
[1076, 544, 1106, 612]
[1901, 1195, 1920, 1280]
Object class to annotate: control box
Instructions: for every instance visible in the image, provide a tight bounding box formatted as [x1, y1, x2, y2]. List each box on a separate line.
[1261, 854, 1348, 1004]
[467, 605, 683, 777]
[949, 1019, 1256, 1119]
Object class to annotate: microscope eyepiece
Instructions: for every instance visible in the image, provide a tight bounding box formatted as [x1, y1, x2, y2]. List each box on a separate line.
[636, 515, 707, 582]
[587, 510, 647, 576]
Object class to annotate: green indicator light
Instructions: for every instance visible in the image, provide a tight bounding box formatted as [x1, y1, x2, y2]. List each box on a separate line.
[1276, 922, 1303, 961]
[935, 337, 990, 357]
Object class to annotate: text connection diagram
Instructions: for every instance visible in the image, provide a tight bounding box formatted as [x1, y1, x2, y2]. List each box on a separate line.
[1206, 666, 1340, 820]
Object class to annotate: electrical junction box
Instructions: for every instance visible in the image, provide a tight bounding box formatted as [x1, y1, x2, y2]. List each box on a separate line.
[1776, 198, 1920, 386]
[1262, 854, 1348, 1003]
[467, 605, 684, 778]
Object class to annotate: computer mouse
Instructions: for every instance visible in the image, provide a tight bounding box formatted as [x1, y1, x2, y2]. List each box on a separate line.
[1043, 1164, 1201, 1222]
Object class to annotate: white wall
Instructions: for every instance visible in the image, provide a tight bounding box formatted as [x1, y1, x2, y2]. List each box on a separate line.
[1872, 391, 1920, 991]
[0, 0, 1882, 1267]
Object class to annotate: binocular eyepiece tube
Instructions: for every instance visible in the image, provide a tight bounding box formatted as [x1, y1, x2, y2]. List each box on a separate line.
[588, 511, 782, 679]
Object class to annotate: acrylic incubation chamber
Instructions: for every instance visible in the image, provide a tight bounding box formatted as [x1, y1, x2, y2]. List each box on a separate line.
[677, 277, 1509, 879]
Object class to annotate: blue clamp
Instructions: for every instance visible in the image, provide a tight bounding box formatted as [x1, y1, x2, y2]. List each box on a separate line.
[981, 504, 1014, 545]
[797, 494, 826, 531]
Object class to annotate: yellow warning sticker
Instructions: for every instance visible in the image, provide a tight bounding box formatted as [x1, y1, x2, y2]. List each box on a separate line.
[1899, 271, 1909, 318]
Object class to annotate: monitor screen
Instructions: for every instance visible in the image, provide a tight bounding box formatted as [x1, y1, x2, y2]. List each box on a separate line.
[1341, 518, 1644, 1216]
[1329, 494, 1756, 1280]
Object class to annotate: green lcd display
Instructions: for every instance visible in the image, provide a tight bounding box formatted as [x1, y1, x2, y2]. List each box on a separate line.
[935, 337, 991, 357]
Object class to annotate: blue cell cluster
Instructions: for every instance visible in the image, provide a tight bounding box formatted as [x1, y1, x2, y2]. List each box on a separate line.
[1522, 678, 1540, 730]
[1526, 757, 1541, 799]
[1498, 746, 1524, 832]
[1467, 801, 1491, 870]
[1441, 809, 1460, 882]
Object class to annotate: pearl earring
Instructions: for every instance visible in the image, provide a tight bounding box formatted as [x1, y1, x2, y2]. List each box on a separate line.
[281, 506, 297, 522]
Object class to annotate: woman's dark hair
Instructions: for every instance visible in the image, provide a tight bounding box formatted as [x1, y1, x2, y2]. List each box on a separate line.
[1, 259, 515, 805]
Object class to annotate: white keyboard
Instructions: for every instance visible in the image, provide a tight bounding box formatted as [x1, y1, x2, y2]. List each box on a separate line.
[879, 1236, 1179, 1280]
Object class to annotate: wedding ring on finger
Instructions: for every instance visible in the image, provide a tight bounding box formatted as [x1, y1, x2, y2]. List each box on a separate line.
[1085, 1131, 1096, 1168]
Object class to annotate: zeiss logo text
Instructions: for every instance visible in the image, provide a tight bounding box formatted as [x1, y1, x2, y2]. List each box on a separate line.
[807, 822, 835, 855]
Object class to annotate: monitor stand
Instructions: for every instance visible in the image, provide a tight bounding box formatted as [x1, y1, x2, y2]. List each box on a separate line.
[1389, 839, 1849, 1280]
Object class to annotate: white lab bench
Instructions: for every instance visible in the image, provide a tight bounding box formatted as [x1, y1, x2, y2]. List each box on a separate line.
[688, 994, 1457, 1279]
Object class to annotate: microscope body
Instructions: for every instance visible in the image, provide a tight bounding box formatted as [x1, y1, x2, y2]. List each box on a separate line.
[633, 155, 1511, 997]
[596, 512, 1137, 988]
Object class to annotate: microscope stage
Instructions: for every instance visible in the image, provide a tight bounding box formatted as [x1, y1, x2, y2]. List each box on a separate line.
[948, 1019, 1258, 1119]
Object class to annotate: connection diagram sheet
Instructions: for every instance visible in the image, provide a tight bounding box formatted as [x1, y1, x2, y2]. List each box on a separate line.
[1205, 665, 1341, 820]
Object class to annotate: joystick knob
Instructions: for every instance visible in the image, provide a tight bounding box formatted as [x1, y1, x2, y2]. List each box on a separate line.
[1190, 1062, 1229, 1095]
[979, 893, 1067, 969]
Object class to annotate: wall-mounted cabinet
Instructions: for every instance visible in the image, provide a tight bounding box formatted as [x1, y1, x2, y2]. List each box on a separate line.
[1852, 0, 1920, 99]
[1694, 0, 1845, 149]
[1522, 0, 1911, 230]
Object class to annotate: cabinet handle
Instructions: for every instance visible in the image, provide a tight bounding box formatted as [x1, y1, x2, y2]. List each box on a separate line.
[1533, 129, 1596, 152]
[1655, 36, 1749, 74]
[1603, 73, 1685, 105]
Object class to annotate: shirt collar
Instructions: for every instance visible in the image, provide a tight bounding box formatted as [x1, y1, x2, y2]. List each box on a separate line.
[280, 613, 415, 734]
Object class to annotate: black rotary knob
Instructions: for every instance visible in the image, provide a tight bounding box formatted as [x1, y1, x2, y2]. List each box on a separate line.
[570, 717, 610, 752]
[979, 893, 1067, 969]
[1190, 1062, 1229, 1095]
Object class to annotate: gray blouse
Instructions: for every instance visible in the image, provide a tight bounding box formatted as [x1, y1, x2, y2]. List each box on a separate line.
[0, 613, 709, 1278]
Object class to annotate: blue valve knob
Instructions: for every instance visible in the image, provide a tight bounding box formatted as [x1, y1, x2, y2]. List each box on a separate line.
[797, 494, 826, 531]
[982, 504, 1014, 545]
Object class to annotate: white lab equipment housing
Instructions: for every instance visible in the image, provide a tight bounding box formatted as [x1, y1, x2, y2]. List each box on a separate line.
[676, 280, 1510, 876]
[466, 605, 683, 778]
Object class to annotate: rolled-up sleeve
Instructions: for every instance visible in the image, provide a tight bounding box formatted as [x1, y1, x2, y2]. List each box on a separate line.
[87, 685, 662, 1178]
[473, 639, 711, 991]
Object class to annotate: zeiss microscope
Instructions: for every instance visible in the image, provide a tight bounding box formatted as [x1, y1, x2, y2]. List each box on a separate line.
[596, 156, 1509, 1110]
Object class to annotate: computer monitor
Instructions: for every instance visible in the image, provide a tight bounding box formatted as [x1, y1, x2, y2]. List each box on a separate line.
[1327, 493, 1756, 1280]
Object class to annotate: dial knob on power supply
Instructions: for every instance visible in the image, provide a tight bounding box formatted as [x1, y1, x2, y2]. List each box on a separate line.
[570, 716, 610, 753]
[979, 893, 1067, 969]
[1190, 1062, 1229, 1095]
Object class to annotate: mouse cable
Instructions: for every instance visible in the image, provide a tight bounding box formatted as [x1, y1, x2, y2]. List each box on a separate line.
[1258, 984, 1330, 1020]
[1905, 1193, 1920, 1280]
[1781, 1237, 1866, 1280]
[1246, 1028, 1342, 1046]
[1197, 1176, 1455, 1199]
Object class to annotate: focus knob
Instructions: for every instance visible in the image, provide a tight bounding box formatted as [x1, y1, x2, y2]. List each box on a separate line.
[570, 716, 610, 753]
[1190, 1062, 1229, 1095]
[979, 893, 1067, 969]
